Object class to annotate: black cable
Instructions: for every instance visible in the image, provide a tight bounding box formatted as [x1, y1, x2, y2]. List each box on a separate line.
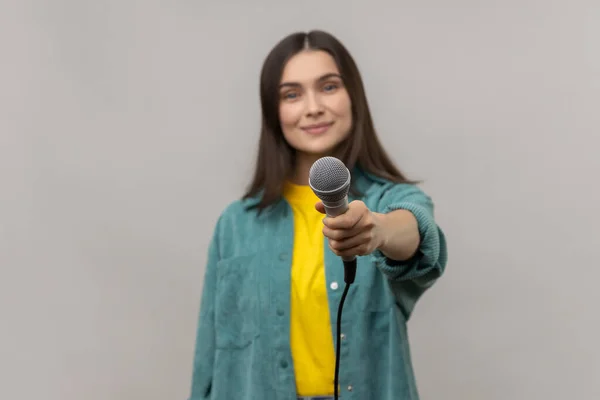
[334, 282, 350, 400]
[334, 259, 357, 400]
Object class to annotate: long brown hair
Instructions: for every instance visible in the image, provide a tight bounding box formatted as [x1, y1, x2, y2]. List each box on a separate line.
[243, 30, 415, 210]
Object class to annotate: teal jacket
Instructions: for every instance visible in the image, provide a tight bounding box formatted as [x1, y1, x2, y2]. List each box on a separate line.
[188, 168, 448, 400]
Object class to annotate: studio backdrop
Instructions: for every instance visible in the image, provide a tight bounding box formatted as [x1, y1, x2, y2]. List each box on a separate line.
[1, 1, 598, 399]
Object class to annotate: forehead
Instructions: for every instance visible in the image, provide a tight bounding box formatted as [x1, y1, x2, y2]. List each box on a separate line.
[280, 50, 340, 84]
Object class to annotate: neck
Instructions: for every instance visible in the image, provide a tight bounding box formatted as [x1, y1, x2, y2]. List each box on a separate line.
[289, 152, 322, 186]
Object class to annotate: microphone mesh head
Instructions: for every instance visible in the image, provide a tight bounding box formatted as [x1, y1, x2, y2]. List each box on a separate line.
[308, 156, 351, 203]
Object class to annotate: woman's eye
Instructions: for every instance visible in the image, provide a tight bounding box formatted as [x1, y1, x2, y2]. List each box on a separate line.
[284, 92, 298, 100]
[323, 83, 338, 92]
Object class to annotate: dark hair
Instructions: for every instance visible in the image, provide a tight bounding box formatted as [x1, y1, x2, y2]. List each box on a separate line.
[243, 30, 415, 210]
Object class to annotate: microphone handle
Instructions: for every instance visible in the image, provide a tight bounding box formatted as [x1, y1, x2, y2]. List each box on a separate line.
[322, 197, 354, 262]
[322, 196, 357, 283]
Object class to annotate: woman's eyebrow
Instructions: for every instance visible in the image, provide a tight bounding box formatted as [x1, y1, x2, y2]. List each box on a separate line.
[279, 73, 343, 89]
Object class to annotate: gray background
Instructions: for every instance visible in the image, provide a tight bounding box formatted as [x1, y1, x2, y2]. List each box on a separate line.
[1, 1, 598, 399]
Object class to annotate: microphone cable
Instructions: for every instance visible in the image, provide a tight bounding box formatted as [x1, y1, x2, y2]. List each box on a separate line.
[334, 258, 357, 400]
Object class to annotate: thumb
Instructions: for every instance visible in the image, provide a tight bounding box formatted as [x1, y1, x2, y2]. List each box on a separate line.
[315, 201, 326, 214]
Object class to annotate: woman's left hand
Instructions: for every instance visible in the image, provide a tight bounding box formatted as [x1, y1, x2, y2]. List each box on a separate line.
[316, 200, 384, 258]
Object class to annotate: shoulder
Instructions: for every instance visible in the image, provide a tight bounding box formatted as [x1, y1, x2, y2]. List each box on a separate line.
[210, 196, 281, 259]
[213, 197, 261, 233]
[219, 198, 255, 219]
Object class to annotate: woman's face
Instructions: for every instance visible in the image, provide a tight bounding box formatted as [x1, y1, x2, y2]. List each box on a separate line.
[278, 50, 353, 158]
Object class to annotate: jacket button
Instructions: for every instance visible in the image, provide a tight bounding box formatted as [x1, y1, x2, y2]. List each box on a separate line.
[280, 360, 288, 368]
[278, 253, 287, 261]
[330, 281, 338, 290]
[347, 385, 353, 391]
[277, 309, 285, 316]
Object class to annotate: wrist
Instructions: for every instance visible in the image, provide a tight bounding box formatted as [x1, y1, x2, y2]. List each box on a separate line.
[371, 209, 420, 261]
[372, 211, 389, 252]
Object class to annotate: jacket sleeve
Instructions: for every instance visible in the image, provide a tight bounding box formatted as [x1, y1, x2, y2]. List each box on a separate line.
[188, 218, 221, 400]
[370, 183, 448, 319]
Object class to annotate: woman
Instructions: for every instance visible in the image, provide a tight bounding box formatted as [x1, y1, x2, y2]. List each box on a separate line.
[188, 30, 448, 400]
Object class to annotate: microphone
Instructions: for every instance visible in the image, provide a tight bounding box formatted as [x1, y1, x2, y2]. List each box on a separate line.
[308, 156, 356, 284]
[309, 156, 356, 400]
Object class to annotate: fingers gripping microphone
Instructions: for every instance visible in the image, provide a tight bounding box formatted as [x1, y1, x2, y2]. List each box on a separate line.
[308, 156, 356, 400]
[308, 156, 357, 284]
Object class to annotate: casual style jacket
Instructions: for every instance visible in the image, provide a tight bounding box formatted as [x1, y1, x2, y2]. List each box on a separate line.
[188, 168, 448, 400]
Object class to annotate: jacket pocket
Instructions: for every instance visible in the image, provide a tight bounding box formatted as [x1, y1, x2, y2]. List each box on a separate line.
[214, 253, 260, 349]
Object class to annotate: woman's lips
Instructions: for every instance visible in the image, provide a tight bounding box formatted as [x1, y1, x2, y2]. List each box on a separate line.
[301, 122, 334, 135]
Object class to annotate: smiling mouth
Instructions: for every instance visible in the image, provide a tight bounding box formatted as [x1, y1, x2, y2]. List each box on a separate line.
[301, 122, 334, 135]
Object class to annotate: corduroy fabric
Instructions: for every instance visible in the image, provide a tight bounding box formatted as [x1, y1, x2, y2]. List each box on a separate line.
[188, 168, 448, 400]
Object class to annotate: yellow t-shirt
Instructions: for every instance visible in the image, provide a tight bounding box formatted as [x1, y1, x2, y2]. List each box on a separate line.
[282, 181, 335, 396]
